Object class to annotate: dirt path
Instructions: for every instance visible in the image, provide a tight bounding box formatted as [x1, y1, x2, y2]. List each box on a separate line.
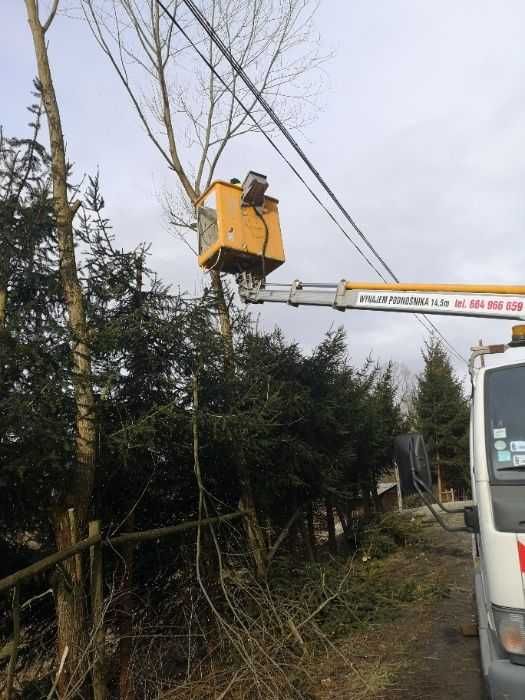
[313, 513, 484, 699]
[380, 515, 483, 699]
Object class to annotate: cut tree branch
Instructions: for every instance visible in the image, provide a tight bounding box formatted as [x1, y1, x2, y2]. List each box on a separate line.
[0, 512, 246, 593]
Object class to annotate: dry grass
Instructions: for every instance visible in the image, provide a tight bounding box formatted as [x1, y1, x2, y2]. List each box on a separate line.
[1, 513, 446, 700]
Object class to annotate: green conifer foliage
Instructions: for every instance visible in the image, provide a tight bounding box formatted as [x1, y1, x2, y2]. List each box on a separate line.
[0, 118, 71, 550]
[413, 336, 470, 493]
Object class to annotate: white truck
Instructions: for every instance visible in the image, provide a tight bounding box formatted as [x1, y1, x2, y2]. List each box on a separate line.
[467, 340, 525, 699]
[196, 172, 525, 698]
[392, 332, 525, 700]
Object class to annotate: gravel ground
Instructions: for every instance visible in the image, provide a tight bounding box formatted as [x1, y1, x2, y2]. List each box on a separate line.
[379, 512, 483, 699]
[312, 511, 484, 700]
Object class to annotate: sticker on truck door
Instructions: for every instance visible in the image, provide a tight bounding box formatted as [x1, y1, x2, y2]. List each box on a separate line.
[497, 450, 512, 462]
[493, 428, 507, 439]
[510, 441, 525, 452]
[494, 440, 507, 451]
[513, 455, 525, 467]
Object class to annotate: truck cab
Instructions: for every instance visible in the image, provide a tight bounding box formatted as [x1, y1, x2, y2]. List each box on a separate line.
[471, 356, 525, 698]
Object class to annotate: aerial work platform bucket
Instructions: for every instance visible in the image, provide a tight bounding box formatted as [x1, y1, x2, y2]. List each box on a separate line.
[196, 172, 285, 276]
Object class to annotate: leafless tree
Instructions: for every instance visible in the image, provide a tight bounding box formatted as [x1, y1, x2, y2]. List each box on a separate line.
[82, 0, 325, 202]
[81, 0, 327, 582]
[391, 361, 416, 421]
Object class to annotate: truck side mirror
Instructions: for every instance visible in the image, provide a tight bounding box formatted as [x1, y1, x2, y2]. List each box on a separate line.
[394, 433, 433, 493]
[463, 505, 480, 533]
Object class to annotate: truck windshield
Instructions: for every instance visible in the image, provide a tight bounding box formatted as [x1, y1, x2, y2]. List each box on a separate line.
[485, 364, 525, 482]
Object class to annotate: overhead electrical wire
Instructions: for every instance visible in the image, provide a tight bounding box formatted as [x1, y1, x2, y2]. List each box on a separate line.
[154, 0, 467, 365]
[175, 0, 468, 365]
[179, 0, 399, 282]
[160, 0, 467, 365]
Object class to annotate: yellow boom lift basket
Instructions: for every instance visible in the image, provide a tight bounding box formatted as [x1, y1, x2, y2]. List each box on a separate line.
[195, 172, 285, 276]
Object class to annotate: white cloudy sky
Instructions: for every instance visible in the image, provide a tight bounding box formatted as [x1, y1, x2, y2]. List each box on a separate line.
[3, 1, 525, 381]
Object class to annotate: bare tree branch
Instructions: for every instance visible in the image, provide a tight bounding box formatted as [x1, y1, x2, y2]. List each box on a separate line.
[82, 0, 175, 170]
[82, 0, 327, 199]
[43, 0, 60, 32]
[267, 506, 302, 566]
[6, 585, 20, 700]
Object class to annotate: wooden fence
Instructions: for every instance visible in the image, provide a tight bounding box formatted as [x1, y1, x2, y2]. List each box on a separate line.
[1, 510, 246, 700]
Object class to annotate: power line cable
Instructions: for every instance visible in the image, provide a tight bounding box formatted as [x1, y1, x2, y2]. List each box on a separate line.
[155, 0, 467, 364]
[416, 316, 467, 364]
[175, 1, 468, 364]
[179, 0, 399, 283]
[181, 0, 468, 364]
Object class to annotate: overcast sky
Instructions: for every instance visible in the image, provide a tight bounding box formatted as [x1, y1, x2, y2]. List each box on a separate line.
[4, 1, 525, 382]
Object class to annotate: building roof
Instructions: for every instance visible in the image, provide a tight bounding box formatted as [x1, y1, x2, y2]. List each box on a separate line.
[377, 482, 397, 496]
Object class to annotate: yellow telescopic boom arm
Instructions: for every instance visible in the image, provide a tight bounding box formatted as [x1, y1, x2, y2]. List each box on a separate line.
[238, 278, 525, 322]
[196, 173, 525, 322]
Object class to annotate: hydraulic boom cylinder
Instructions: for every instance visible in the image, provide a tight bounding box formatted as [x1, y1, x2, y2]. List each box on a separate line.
[238, 278, 525, 322]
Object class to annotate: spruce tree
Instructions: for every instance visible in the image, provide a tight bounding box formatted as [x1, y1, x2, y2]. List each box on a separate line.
[413, 336, 469, 494]
[0, 119, 69, 555]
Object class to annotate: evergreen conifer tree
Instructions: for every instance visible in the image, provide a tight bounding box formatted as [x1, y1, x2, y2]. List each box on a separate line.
[413, 336, 469, 495]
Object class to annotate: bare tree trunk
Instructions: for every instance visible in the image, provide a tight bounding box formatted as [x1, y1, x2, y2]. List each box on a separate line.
[53, 510, 89, 698]
[0, 246, 8, 390]
[25, 2, 96, 695]
[6, 584, 20, 700]
[306, 502, 317, 561]
[151, 0, 196, 203]
[266, 507, 302, 566]
[210, 270, 235, 371]
[235, 445, 268, 578]
[436, 462, 443, 502]
[119, 513, 135, 700]
[118, 256, 143, 700]
[325, 496, 337, 556]
[298, 508, 314, 563]
[288, 518, 299, 559]
[0, 252, 7, 330]
[336, 506, 350, 538]
[215, 282, 268, 575]
[89, 521, 107, 700]
[208, 270, 267, 576]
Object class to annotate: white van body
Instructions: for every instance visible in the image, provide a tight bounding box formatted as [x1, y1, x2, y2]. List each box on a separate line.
[471, 357, 525, 698]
